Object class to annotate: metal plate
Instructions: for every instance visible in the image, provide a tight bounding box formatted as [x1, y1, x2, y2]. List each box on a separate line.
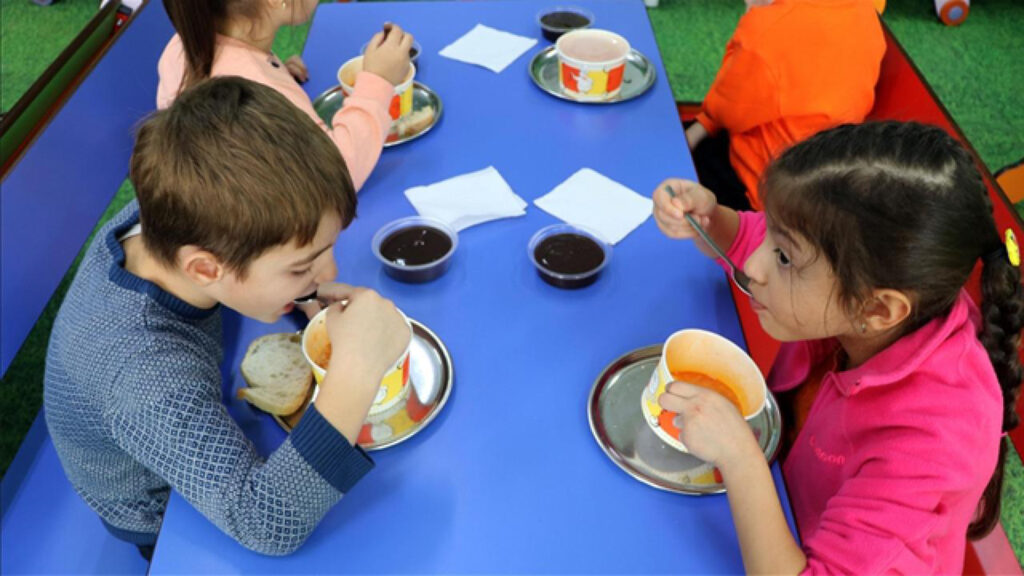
[312, 82, 443, 147]
[275, 319, 453, 451]
[528, 45, 656, 104]
[588, 345, 782, 495]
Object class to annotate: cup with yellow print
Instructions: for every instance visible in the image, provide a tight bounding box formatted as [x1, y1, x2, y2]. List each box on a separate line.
[302, 306, 413, 417]
[337, 56, 416, 123]
[641, 329, 767, 452]
[555, 29, 630, 101]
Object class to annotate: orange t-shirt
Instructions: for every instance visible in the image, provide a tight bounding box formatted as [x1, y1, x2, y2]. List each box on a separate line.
[696, 0, 885, 209]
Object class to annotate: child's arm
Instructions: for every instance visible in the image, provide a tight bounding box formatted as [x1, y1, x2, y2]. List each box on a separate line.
[109, 350, 372, 555]
[659, 382, 807, 574]
[313, 284, 410, 444]
[323, 25, 416, 191]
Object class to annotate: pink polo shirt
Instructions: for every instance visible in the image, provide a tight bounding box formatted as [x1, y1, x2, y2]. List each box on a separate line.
[157, 34, 392, 191]
[725, 211, 1003, 574]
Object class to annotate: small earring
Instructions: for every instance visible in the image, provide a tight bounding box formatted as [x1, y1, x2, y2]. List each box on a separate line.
[859, 322, 868, 334]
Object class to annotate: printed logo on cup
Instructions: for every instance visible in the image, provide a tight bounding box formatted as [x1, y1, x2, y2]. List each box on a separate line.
[555, 29, 630, 101]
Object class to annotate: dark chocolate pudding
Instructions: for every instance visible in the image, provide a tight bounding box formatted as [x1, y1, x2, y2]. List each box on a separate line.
[534, 233, 605, 288]
[379, 225, 454, 283]
[540, 11, 591, 42]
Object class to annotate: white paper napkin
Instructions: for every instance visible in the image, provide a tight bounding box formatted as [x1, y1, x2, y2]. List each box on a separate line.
[534, 169, 653, 245]
[404, 166, 528, 231]
[439, 24, 538, 73]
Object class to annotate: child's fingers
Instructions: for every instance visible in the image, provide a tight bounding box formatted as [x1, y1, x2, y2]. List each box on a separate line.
[383, 24, 406, 47]
[399, 33, 414, 52]
[367, 31, 386, 51]
[316, 282, 360, 303]
[666, 381, 702, 398]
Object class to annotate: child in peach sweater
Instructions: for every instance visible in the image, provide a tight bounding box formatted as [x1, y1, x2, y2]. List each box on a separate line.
[158, 0, 413, 191]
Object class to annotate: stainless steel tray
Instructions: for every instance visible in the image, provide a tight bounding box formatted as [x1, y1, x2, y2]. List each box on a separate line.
[312, 82, 442, 147]
[275, 319, 453, 451]
[588, 345, 781, 494]
[528, 45, 656, 104]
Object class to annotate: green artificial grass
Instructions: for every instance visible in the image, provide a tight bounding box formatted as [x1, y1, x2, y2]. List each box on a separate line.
[0, 0, 97, 112]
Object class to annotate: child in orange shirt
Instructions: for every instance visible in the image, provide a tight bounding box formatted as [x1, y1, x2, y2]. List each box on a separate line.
[159, 0, 413, 192]
[688, 0, 885, 210]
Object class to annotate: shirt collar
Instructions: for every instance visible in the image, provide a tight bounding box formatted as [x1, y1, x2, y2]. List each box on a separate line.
[835, 292, 977, 396]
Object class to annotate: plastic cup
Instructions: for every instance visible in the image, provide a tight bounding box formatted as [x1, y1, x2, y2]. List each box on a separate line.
[302, 306, 413, 416]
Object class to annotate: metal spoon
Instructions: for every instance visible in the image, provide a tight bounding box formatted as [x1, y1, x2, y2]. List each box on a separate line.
[293, 291, 349, 310]
[664, 186, 752, 296]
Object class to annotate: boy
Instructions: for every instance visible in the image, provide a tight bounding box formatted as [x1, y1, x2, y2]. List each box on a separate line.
[44, 77, 410, 558]
[688, 0, 885, 210]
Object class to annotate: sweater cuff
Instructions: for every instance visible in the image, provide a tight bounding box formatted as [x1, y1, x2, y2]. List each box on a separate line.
[291, 405, 374, 493]
[695, 112, 719, 136]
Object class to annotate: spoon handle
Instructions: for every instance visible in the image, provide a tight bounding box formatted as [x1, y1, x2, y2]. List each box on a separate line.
[683, 212, 730, 262]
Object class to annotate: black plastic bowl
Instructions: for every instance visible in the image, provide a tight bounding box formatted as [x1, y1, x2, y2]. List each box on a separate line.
[538, 6, 594, 42]
[372, 216, 458, 283]
[528, 223, 611, 289]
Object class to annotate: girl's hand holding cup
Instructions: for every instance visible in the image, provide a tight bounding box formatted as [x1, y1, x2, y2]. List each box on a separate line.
[363, 23, 415, 86]
[657, 381, 762, 472]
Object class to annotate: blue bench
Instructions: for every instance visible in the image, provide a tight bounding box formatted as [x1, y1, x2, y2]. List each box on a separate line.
[1, 1, 173, 572]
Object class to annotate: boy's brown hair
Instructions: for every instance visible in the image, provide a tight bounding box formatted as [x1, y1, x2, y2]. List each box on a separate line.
[130, 76, 356, 278]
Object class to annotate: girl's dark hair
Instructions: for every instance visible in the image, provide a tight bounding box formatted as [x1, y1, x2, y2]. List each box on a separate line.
[163, 0, 264, 89]
[760, 121, 1023, 539]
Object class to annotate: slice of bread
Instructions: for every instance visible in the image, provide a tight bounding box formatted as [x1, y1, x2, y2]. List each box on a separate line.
[237, 333, 313, 416]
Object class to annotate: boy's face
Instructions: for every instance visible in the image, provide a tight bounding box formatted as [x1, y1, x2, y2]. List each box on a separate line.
[741, 218, 853, 342]
[216, 212, 342, 323]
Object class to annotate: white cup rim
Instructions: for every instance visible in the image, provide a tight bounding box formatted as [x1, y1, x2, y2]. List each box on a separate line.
[556, 29, 631, 67]
[337, 56, 416, 93]
[658, 328, 767, 420]
[301, 305, 413, 375]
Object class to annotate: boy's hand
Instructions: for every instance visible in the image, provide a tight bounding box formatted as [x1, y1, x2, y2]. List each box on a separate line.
[322, 284, 409, 384]
[652, 179, 717, 239]
[657, 382, 760, 470]
[285, 55, 309, 83]
[363, 23, 414, 86]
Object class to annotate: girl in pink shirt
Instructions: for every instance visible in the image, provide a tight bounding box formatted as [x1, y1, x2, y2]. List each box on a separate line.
[652, 122, 1022, 574]
[158, 0, 414, 191]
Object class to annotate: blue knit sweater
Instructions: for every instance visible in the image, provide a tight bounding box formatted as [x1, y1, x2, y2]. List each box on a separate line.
[44, 201, 373, 555]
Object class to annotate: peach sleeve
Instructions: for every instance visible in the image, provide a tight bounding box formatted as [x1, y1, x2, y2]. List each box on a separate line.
[264, 71, 392, 192]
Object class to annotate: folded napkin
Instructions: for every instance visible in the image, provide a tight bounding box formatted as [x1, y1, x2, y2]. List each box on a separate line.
[439, 24, 538, 73]
[404, 166, 528, 231]
[534, 169, 653, 245]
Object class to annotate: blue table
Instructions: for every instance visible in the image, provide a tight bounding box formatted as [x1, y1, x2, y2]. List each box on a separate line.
[150, 1, 795, 572]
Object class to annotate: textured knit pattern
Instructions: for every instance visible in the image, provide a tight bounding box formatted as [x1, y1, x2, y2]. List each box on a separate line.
[44, 201, 373, 555]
